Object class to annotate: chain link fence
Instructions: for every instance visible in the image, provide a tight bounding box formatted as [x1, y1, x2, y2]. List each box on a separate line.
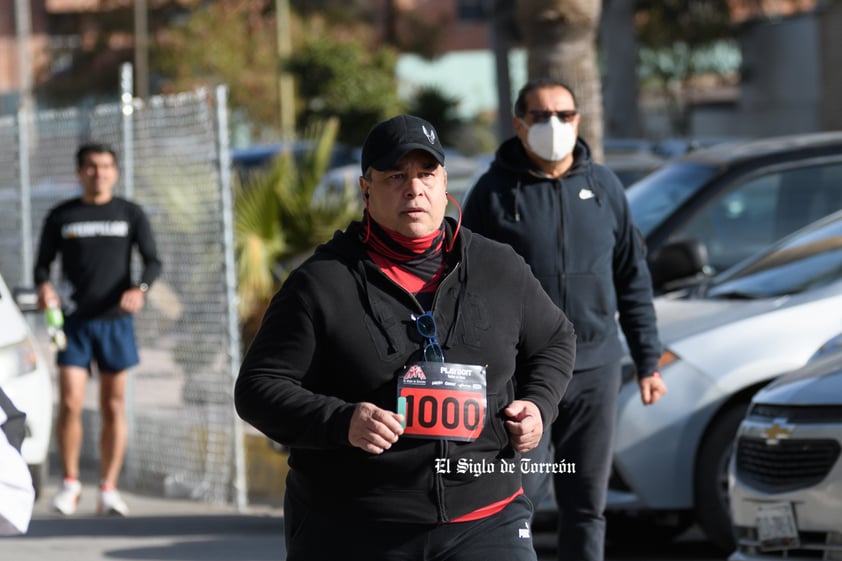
[0, 79, 247, 508]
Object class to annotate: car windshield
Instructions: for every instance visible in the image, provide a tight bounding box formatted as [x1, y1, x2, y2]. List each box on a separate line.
[627, 162, 719, 236]
[705, 214, 842, 299]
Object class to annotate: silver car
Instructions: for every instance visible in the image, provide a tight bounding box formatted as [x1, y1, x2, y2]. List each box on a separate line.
[609, 209, 842, 551]
[728, 346, 842, 560]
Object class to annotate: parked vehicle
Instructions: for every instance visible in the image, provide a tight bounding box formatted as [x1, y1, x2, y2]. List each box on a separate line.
[0, 274, 53, 499]
[650, 137, 745, 160]
[626, 131, 842, 292]
[727, 345, 842, 561]
[608, 209, 842, 551]
[230, 141, 358, 185]
[603, 137, 666, 187]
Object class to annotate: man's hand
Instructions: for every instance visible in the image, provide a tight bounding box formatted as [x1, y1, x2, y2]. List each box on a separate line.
[37, 282, 59, 310]
[503, 400, 544, 452]
[348, 402, 405, 454]
[119, 287, 146, 314]
[639, 374, 667, 405]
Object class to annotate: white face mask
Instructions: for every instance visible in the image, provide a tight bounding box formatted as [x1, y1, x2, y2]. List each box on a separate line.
[524, 117, 576, 162]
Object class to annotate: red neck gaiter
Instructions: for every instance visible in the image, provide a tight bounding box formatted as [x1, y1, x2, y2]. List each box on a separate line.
[362, 214, 446, 294]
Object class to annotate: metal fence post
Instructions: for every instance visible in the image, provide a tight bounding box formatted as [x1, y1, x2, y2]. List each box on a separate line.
[215, 85, 248, 511]
[17, 107, 33, 287]
[119, 62, 137, 487]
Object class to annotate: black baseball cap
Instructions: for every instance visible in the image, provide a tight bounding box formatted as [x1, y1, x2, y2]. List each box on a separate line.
[360, 114, 445, 175]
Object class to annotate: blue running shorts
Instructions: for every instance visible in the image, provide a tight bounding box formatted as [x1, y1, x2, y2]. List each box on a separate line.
[58, 315, 140, 374]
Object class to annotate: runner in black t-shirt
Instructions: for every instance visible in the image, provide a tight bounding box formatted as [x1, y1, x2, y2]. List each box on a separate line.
[34, 142, 161, 517]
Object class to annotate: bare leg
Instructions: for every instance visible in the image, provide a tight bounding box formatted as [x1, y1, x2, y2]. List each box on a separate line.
[98, 370, 128, 488]
[56, 366, 89, 480]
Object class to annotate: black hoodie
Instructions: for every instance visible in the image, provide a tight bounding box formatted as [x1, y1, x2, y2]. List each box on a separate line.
[235, 218, 576, 523]
[463, 137, 660, 377]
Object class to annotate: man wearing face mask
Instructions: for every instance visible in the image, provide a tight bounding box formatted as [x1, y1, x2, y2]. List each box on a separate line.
[462, 78, 667, 561]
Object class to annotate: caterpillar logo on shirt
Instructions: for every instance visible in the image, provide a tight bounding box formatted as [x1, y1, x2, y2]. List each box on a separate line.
[62, 221, 129, 239]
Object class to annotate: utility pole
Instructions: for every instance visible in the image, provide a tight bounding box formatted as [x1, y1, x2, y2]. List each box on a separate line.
[15, 0, 34, 112]
[276, 0, 295, 136]
[134, 0, 149, 100]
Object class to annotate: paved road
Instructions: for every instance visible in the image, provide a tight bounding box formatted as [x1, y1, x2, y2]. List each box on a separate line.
[3, 476, 727, 561]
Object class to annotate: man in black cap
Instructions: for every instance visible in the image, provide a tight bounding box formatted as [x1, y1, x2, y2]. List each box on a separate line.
[235, 114, 577, 560]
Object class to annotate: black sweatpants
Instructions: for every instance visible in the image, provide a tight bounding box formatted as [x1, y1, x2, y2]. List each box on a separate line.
[521, 361, 623, 561]
[283, 491, 538, 561]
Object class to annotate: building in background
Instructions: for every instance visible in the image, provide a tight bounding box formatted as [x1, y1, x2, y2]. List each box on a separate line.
[2, 0, 838, 138]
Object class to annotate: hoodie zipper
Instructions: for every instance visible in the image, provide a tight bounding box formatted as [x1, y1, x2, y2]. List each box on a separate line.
[556, 176, 568, 312]
[363, 248, 465, 523]
[386, 260, 463, 523]
[435, 439, 449, 521]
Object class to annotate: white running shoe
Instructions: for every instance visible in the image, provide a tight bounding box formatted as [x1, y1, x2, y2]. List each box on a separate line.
[97, 488, 129, 517]
[52, 479, 82, 515]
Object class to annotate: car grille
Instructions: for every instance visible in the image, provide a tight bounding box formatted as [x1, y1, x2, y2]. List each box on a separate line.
[749, 403, 842, 423]
[736, 437, 841, 493]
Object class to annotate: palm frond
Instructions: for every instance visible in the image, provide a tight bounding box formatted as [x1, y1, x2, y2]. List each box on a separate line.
[234, 117, 363, 327]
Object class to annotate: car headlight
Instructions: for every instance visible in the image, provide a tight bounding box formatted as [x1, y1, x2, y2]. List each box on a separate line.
[621, 349, 681, 383]
[0, 337, 40, 384]
[658, 349, 680, 370]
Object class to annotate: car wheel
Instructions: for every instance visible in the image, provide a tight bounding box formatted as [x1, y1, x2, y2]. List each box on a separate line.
[29, 462, 47, 500]
[694, 402, 749, 552]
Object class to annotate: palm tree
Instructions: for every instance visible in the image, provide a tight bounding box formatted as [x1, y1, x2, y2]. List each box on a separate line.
[515, 0, 605, 162]
[235, 117, 362, 346]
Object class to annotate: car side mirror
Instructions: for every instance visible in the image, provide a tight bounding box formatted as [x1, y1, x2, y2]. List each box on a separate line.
[649, 239, 710, 291]
[12, 286, 40, 313]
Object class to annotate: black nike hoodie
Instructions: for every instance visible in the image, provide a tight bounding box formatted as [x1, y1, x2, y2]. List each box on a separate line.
[463, 137, 660, 378]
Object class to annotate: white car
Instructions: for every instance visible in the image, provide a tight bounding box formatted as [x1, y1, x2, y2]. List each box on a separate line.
[0, 272, 53, 498]
[728, 345, 842, 561]
[609, 209, 842, 551]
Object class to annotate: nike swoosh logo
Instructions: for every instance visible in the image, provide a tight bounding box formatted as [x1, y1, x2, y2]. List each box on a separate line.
[579, 189, 595, 200]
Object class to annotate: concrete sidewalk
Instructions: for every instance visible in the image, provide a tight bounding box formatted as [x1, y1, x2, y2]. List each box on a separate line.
[3, 474, 287, 561]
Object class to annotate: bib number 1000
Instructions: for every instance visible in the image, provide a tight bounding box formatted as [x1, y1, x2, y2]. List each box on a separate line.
[400, 388, 486, 441]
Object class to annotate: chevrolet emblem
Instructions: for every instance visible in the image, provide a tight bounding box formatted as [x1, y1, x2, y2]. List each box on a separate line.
[762, 419, 794, 445]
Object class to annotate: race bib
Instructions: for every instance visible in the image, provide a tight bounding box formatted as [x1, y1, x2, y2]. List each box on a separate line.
[397, 362, 487, 442]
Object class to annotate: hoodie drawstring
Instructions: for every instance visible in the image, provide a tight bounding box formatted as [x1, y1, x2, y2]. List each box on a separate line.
[438, 246, 468, 352]
[513, 179, 522, 222]
[585, 171, 602, 207]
